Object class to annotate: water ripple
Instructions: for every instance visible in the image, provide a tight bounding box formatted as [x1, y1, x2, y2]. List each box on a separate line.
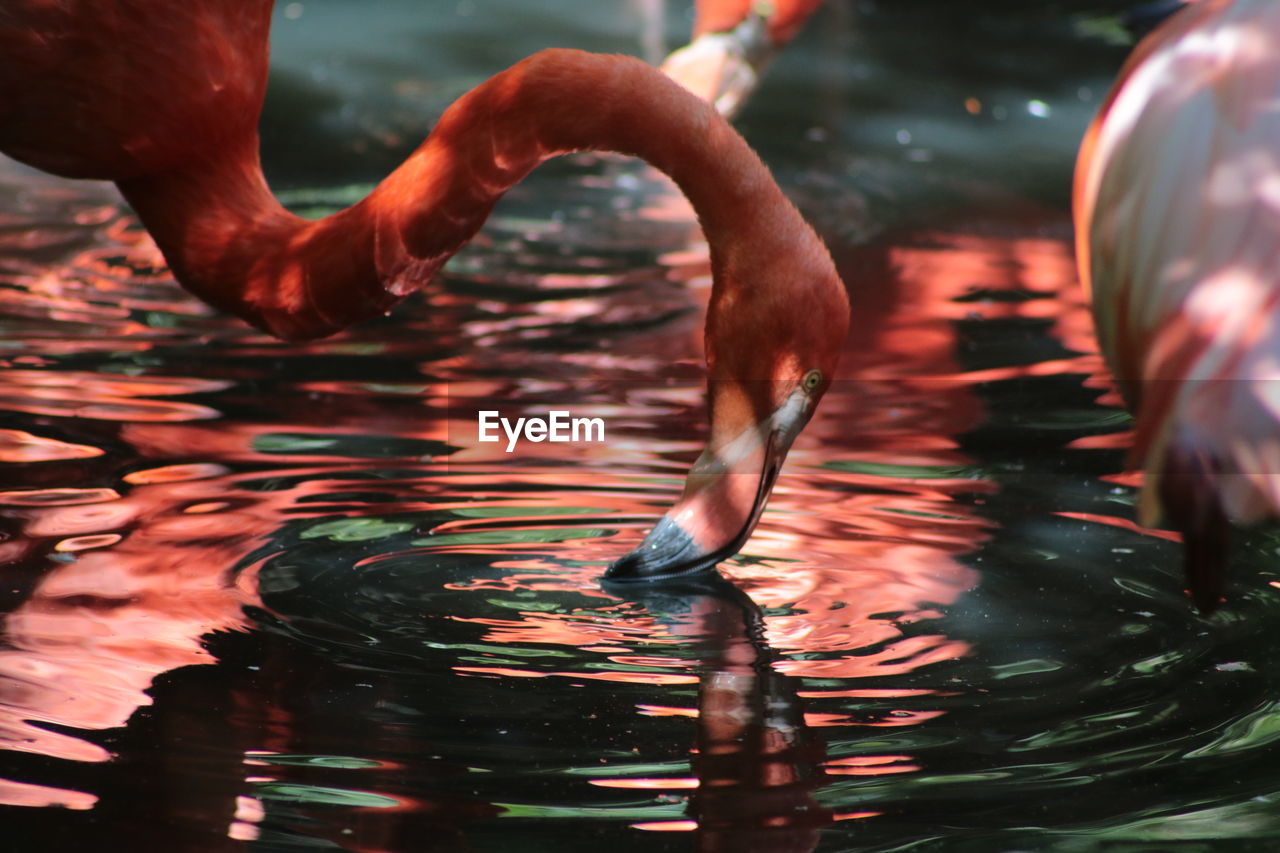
[3, 71, 1280, 853]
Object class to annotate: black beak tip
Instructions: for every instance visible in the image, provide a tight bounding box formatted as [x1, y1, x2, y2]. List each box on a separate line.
[604, 516, 719, 584]
[1158, 443, 1230, 617]
[1180, 512, 1228, 617]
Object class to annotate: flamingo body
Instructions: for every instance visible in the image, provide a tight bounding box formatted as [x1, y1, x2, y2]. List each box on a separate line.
[1, 1, 849, 581]
[0, 2, 272, 180]
[1075, 0, 1280, 609]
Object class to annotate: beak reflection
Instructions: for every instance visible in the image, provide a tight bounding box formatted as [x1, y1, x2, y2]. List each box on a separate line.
[602, 573, 832, 849]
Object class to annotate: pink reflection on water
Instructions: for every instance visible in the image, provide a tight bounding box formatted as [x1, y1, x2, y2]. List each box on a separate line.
[0, 162, 211, 337]
[0, 142, 1145, 849]
[418, 216, 1122, 849]
[0, 369, 227, 421]
[0, 415, 451, 811]
[0, 476, 268, 764]
[0, 429, 103, 462]
[435, 226, 1098, 688]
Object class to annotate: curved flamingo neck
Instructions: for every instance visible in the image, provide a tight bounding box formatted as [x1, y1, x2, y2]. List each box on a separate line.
[117, 49, 811, 342]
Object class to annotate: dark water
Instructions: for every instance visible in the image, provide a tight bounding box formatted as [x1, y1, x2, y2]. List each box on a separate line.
[3, 2, 1280, 851]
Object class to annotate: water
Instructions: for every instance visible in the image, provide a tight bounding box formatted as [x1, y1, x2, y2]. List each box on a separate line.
[4, 2, 1280, 850]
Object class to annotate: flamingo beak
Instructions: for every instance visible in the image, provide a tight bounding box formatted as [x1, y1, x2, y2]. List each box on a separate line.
[659, 12, 770, 119]
[606, 386, 809, 583]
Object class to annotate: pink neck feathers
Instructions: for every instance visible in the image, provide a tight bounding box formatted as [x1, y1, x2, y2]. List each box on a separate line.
[117, 49, 819, 343]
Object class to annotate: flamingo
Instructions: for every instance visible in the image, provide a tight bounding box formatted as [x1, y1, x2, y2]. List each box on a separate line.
[660, 0, 825, 117]
[1074, 0, 1278, 611]
[0, 2, 850, 582]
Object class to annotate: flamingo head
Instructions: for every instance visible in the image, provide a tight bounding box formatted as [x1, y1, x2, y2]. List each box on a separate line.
[607, 243, 848, 582]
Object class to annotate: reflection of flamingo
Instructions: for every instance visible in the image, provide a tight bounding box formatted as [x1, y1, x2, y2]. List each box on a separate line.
[606, 575, 831, 849]
[0, 1, 849, 582]
[1074, 0, 1279, 611]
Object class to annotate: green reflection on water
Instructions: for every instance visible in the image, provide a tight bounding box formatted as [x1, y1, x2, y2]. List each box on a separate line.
[256, 783, 400, 808]
[253, 431, 452, 458]
[1069, 793, 1280, 843]
[251, 754, 383, 769]
[991, 658, 1062, 679]
[821, 460, 984, 480]
[486, 598, 563, 613]
[302, 518, 415, 542]
[424, 641, 576, 658]
[1130, 650, 1181, 675]
[494, 802, 687, 819]
[411, 528, 607, 546]
[1186, 701, 1280, 758]
[558, 761, 691, 778]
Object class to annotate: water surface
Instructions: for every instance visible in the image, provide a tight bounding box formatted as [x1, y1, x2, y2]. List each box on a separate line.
[3, 2, 1280, 851]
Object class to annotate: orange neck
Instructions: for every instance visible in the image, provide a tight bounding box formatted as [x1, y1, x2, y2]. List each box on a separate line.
[117, 49, 817, 344]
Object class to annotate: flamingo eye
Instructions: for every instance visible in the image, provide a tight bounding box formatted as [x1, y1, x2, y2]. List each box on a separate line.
[802, 369, 823, 391]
